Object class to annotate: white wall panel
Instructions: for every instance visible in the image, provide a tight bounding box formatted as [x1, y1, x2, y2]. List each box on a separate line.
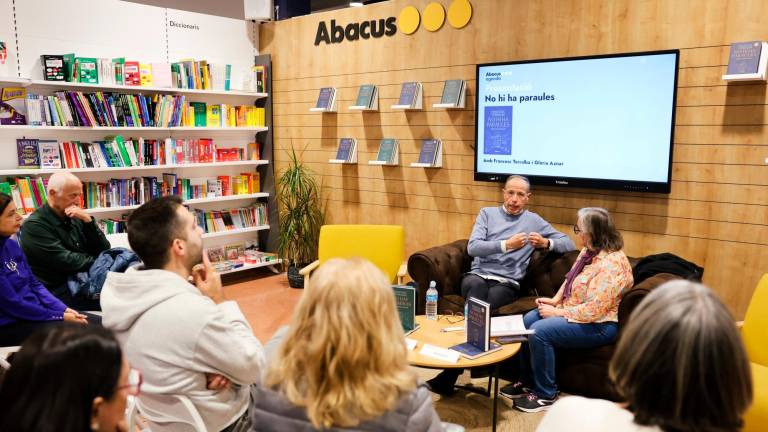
[0, 0, 18, 77]
[167, 8, 257, 90]
[15, 0, 166, 79]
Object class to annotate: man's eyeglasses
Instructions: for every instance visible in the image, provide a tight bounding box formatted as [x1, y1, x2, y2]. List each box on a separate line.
[117, 368, 142, 396]
[440, 311, 465, 324]
[573, 225, 582, 234]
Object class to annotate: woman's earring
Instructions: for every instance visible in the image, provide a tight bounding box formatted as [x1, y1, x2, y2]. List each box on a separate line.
[91, 421, 100, 431]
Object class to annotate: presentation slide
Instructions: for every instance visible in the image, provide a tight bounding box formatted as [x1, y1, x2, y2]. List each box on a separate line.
[475, 53, 678, 183]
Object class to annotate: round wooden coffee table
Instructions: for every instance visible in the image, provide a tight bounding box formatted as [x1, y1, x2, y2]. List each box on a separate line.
[407, 316, 521, 432]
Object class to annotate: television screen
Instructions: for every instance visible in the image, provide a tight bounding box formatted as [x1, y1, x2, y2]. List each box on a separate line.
[474, 50, 679, 193]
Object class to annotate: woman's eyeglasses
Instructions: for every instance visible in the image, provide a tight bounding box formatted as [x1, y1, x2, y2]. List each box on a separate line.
[573, 225, 582, 234]
[117, 368, 142, 396]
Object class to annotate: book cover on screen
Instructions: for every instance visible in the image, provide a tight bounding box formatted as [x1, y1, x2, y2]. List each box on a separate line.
[441, 79, 464, 105]
[354, 84, 376, 108]
[335, 138, 355, 161]
[393, 285, 419, 335]
[726, 41, 763, 75]
[316, 87, 335, 109]
[398, 82, 419, 106]
[417, 139, 440, 165]
[376, 138, 397, 163]
[483, 106, 513, 155]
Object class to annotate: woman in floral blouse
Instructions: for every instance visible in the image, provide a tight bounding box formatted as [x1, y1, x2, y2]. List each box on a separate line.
[502, 207, 633, 413]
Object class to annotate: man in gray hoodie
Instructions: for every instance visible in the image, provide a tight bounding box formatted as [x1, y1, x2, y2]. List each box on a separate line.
[101, 196, 264, 432]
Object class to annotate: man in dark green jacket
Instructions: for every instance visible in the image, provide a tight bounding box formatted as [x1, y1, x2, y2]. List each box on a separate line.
[20, 172, 110, 310]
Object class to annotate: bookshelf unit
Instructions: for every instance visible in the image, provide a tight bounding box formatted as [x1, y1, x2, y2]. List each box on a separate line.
[0, 54, 280, 276]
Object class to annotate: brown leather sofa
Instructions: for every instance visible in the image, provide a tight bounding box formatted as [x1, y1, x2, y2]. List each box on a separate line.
[407, 239, 680, 400]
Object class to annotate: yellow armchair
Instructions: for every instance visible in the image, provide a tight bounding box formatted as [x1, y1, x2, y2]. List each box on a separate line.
[299, 225, 407, 289]
[742, 274, 768, 432]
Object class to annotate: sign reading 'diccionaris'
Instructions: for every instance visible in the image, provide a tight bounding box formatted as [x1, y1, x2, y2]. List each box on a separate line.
[315, 17, 396, 46]
[169, 20, 200, 30]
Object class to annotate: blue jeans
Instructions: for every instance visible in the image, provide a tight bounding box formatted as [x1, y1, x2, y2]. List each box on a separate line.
[520, 309, 618, 399]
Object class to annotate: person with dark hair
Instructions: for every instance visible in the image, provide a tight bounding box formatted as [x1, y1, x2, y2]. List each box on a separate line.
[502, 207, 633, 412]
[536, 281, 753, 431]
[19, 172, 110, 310]
[0, 193, 99, 347]
[427, 175, 575, 395]
[101, 196, 266, 432]
[0, 323, 140, 432]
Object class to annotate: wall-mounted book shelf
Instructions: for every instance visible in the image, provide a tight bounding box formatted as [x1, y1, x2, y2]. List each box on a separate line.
[0, 160, 268, 176]
[349, 85, 378, 111]
[392, 82, 423, 110]
[722, 41, 768, 82]
[0, 77, 268, 98]
[329, 138, 358, 164]
[433, 79, 466, 109]
[409, 139, 443, 168]
[310, 87, 338, 112]
[368, 138, 399, 166]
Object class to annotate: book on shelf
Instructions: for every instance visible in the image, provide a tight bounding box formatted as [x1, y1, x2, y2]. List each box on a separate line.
[251, 65, 266, 93]
[315, 87, 336, 110]
[450, 297, 501, 359]
[440, 79, 465, 106]
[139, 63, 153, 87]
[42, 55, 66, 81]
[397, 82, 421, 107]
[17, 139, 40, 169]
[335, 138, 356, 162]
[353, 84, 377, 108]
[152, 63, 173, 88]
[375, 138, 398, 164]
[1, 87, 27, 125]
[38, 140, 62, 169]
[416, 139, 441, 165]
[124, 61, 141, 86]
[76, 57, 99, 84]
[393, 285, 420, 336]
[726, 41, 764, 75]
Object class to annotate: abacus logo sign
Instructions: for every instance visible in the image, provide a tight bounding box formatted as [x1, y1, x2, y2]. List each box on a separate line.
[314, 0, 472, 46]
[314, 18, 397, 45]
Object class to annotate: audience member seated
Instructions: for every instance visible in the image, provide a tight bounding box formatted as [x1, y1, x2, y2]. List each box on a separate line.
[0, 193, 98, 347]
[427, 175, 575, 394]
[503, 207, 633, 412]
[536, 280, 753, 431]
[20, 172, 110, 310]
[0, 323, 139, 432]
[250, 257, 443, 431]
[101, 196, 266, 432]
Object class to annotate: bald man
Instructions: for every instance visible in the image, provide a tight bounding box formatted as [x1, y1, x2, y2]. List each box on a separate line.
[20, 172, 110, 310]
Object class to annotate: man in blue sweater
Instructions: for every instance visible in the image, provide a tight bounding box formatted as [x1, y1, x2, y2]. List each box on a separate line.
[427, 175, 574, 395]
[463, 175, 575, 310]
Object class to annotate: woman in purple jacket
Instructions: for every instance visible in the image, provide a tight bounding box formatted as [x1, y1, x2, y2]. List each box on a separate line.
[0, 193, 93, 346]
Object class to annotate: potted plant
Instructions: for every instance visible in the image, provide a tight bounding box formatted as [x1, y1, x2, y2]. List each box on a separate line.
[277, 147, 324, 288]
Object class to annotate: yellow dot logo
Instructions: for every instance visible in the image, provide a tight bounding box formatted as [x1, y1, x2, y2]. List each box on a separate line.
[398, 0, 471, 36]
[398, 6, 421, 35]
[447, 0, 472, 29]
[423, 3, 445, 32]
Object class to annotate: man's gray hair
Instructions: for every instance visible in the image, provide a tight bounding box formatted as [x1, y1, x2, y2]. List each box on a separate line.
[505, 175, 531, 192]
[47, 172, 82, 194]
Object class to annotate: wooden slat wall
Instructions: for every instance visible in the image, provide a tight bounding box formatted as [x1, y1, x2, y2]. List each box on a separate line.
[260, 0, 768, 318]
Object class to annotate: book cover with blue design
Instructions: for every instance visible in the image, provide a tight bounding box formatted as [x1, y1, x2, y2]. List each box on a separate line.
[726, 41, 763, 75]
[335, 138, 355, 161]
[417, 139, 439, 165]
[376, 138, 396, 162]
[440, 79, 464, 105]
[450, 297, 501, 359]
[355, 84, 375, 107]
[393, 285, 419, 335]
[316, 87, 334, 109]
[483, 106, 513, 155]
[398, 82, 419, 106]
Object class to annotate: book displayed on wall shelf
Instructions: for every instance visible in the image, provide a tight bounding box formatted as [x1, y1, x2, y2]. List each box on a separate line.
[369, 138, 399, 165]
[393, 285, 420, 336]
[311, 87, 337, 112]
[0, 87, 27, 125]
[349, 84, 378, 111]
[250, 65, 266, 93]
[411, 138, 442, 168]
[392, 81, 423, 110]
[450, 297, 502, 360]
[434, 79, 466, 108]
[723, 41, 768, 81]
[7, 88, 267, 128]
[330, 138, 358, 164]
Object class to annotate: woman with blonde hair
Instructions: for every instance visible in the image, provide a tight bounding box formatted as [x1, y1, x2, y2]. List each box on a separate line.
[249, 257, 442, 431]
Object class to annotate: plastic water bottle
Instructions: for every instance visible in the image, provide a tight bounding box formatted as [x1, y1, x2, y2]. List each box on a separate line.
[426, 281, 438, 320]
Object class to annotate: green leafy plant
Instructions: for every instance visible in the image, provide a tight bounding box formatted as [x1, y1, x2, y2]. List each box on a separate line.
[277, 147, 324, 267]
